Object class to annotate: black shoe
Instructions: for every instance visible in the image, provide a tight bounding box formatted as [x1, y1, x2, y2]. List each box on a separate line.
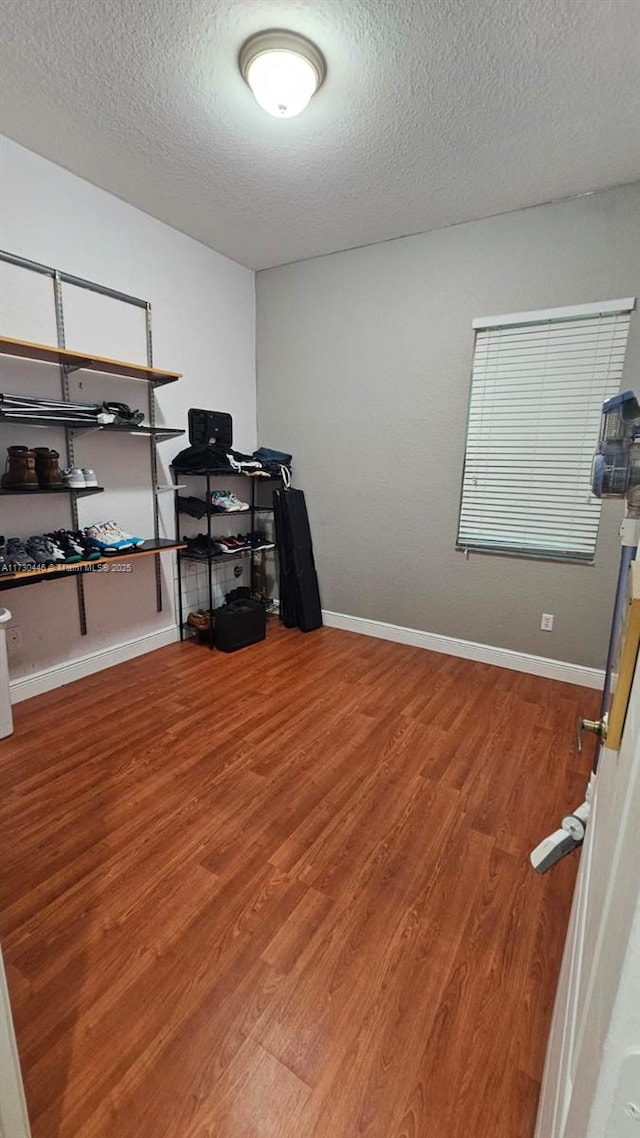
[69, 530, 101, 560]
[184, 533, 211, 556]
[45, 530, 82, 564]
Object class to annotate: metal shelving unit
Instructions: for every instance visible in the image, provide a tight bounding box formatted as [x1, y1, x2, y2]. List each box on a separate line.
[0, 249, 185, 633]
[0, 485, 105, 498]
[172, 465, 281, 649]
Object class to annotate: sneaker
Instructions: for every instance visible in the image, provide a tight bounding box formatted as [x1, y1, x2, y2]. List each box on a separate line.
[62, 467, 85, 488]
[183, 533, 231, 556]
[104, 521, 144, 548]
[69, 530, 101, 560]
[5, 538, 37, 571]
[42, 533, 67, 562]
[81, 467, 98, 487]
[220, 536, 248, 552]
[51, 529, 100, 562]
[224, 492, 250, 511]
[27, 535, 65, 566]
[209, 490, 230, 513]
[84, 523, 132, 553]
[210, 490, 249, 513]
[44, 531, 82, 564]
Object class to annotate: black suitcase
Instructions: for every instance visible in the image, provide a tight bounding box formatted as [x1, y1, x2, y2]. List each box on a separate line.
[213, 600, 266, 652]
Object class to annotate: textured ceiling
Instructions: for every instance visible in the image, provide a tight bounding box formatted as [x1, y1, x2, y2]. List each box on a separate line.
[1, 0, 640, 270]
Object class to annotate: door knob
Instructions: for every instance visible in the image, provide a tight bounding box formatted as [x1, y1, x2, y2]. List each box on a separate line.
[576, 715, 607, 753]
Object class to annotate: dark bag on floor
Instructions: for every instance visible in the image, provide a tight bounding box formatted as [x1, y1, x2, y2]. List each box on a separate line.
[213, 599, 266, 652]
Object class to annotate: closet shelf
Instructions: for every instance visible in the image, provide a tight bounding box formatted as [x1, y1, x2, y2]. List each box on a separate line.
[0, 485, 105, 498]
[178, 543, 276, 565]
[0, 412, 184, 440]
[0, 335, 182, 386]
[172, 466, 283, 480]
[0, 539, 185, 590]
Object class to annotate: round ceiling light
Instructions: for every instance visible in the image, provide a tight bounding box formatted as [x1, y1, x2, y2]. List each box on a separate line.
[239, 30, 326, 119]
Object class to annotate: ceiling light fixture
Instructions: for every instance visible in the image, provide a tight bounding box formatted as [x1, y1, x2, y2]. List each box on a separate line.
[239, 29, 326, 119]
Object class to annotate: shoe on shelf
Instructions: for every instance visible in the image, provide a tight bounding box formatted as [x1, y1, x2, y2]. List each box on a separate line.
[49, 530, 98, 562]
[104, 521, 144, 548]
[210, 490, 249, 513]
[238, 532, 271, 550]
[84, 522, 132, 553]
[33, 447, 64, 488]
[183, 533, 210, 556]
[81, 467, 98, 487]
[0, 537, 8, 574]
[44, 531, 82, 564]
[209, 490, 229, 513]
[224, 492, 250, 511]
[69, 530, 101, 560]
[62, 466, 86, 489]
[1, 446, 39, 490]
[220, 536, 248, 552]
[5, 538, 37, 571]
[27, 535, 65, 566]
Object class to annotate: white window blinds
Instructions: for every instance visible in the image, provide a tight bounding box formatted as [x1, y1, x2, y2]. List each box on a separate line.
[457, 299, 635, 563]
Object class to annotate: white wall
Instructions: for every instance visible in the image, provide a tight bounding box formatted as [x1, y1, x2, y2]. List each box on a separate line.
[257, 183, 640, 669]
[0, 137, 256, 691]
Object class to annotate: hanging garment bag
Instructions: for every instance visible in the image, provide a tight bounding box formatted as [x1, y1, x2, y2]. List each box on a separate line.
[275, 486, 323, 633]
[273, 489, 298, 628]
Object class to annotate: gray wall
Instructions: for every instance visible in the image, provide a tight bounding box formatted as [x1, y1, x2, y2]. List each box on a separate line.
[256, 184, 640, 669]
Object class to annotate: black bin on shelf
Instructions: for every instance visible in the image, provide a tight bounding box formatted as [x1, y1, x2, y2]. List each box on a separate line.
[213, 600, 266, 653]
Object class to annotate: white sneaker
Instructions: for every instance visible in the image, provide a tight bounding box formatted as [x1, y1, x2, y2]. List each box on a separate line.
[223, 492, 250, 511]
[62, 467, 85, 488]
[81, 467, 98, 487]
[105, 521, 144, 548]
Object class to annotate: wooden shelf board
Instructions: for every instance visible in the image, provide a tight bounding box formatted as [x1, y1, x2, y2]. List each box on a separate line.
[0, 335, 182, 385]
[0, 539, 185, 586]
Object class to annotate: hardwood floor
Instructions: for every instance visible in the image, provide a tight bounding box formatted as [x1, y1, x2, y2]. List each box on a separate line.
[0, 624, 599, 1137]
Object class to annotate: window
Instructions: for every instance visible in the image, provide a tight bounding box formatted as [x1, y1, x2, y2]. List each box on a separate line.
[456, 299, 635, 563]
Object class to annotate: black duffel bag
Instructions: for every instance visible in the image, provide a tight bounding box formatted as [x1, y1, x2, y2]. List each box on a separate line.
[213, 599, 266, 653]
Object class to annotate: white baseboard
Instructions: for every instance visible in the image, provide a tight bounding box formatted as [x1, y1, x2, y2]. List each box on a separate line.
[322, 610, 604, 689]
[9, 626, 180, 704]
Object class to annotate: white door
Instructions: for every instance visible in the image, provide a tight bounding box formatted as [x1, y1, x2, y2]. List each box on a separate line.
[535, 660, 640, 1137]
[0, 948, 30, 1138]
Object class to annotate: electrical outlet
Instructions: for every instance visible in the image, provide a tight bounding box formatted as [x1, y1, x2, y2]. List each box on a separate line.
[541, 613, 554, 632]
[6, 625, 22, 649]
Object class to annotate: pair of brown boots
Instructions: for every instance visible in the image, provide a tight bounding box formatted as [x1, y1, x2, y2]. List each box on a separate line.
[1, 446, 64, 490]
